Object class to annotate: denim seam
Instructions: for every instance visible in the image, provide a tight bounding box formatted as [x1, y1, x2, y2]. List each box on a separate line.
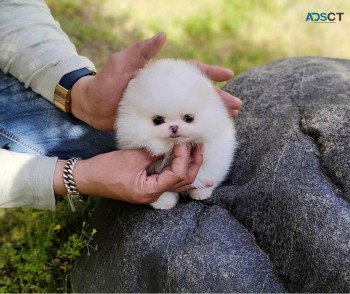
[0, 80, 19, 93]
[0, 127, 47, 156]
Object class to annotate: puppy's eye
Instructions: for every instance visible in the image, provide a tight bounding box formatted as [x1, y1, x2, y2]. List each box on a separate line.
[183, 114, 194, 123]
[153, 115, 165, 125]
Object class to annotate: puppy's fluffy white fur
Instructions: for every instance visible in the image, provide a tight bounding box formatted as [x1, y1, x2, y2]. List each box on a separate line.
[115, 59, 237, 209]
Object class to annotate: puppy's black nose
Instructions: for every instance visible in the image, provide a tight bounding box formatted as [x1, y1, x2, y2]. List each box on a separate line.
[169, 125, 179, 133]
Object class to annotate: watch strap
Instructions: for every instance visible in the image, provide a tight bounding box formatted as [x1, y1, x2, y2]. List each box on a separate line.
[54, 67, 96, 113]
[59, 67, 96, 90]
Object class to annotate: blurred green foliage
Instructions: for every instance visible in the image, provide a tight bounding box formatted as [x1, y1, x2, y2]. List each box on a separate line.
[46, 0, 350, 73]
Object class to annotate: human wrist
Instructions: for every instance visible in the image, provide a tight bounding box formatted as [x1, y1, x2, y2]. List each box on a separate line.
[71, 158, 94, 196]
[54, 158, 92, 197]
[54, 68, 96, 114]
[70, 75, 94, 124]
[54, 158, 93, 212]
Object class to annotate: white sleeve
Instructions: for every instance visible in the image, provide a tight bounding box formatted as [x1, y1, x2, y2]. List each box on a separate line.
[0, 0, 95, 102]
[0, 149, 57, 210]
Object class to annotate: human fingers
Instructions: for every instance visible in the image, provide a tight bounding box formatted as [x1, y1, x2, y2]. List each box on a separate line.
[127, 32, 167, 70]
[171, 180, 214, 194]
[146, 144, 192, 193]
[190, 60, 234, 82]
[169, 144, 204, 191]
[99, 32, 166, 79]
[82, 33, 166, 131]
[216, 88, 243, 118]
[189, 60, 242, 117]
[140, 32, 167, 62]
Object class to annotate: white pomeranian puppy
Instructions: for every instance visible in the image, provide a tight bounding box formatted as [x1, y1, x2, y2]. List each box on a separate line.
[115, 59, 237, 209]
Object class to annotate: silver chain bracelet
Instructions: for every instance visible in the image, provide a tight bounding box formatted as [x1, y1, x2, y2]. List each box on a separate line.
[63, 157, 85, 212]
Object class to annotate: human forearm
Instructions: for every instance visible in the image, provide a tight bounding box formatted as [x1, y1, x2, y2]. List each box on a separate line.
[0, 150, 57, 210]
[0, 0, 94, 102]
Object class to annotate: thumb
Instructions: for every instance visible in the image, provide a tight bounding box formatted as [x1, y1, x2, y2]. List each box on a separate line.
[150, 145, 190, 191]
[138, 32, 167, 65]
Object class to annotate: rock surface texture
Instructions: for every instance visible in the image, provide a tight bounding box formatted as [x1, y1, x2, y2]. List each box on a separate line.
[71, 57, 350, 293]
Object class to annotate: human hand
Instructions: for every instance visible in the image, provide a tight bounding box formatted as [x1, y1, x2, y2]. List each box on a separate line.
[70, 32, 167, 131]
[190, 60, 242, 118]
[54, 144, 204, 205]
[70, 33, 242, 131]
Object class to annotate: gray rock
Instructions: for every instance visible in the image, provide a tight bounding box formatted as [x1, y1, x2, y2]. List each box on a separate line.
[71, 57, 350, 292]
[217, 57, 350, 292]
[71, 200, 282, 292]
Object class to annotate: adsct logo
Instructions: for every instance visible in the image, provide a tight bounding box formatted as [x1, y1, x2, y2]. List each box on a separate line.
[305, 12, 344, 23]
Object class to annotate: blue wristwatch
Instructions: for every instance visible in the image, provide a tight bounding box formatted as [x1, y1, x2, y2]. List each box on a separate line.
[54, 67, 96, 113]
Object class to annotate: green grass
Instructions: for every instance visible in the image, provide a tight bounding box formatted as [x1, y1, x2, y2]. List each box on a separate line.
[1, 0, 349, 292]
[0, 200, 98, 293]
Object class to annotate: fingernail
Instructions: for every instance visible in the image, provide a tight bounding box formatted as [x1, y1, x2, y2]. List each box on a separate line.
[236, 97, 243, 105]
[199, 144, 204, 155]
[225, 68, 234, 76]
[231, 109, 239, 118]
[178, 143, 189, 152]
[204, 180, 214, 187]
[152, 32, 165, 40]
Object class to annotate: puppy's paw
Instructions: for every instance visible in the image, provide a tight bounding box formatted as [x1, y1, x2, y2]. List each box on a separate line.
[189, 187, 214, 201]
[150, 192, 179, 210]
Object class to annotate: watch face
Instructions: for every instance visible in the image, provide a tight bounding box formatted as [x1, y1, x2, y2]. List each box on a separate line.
[54, 84, 71, 113]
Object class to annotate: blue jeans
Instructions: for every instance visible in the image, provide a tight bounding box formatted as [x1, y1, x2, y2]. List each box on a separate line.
[0, 71, 116, 159]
